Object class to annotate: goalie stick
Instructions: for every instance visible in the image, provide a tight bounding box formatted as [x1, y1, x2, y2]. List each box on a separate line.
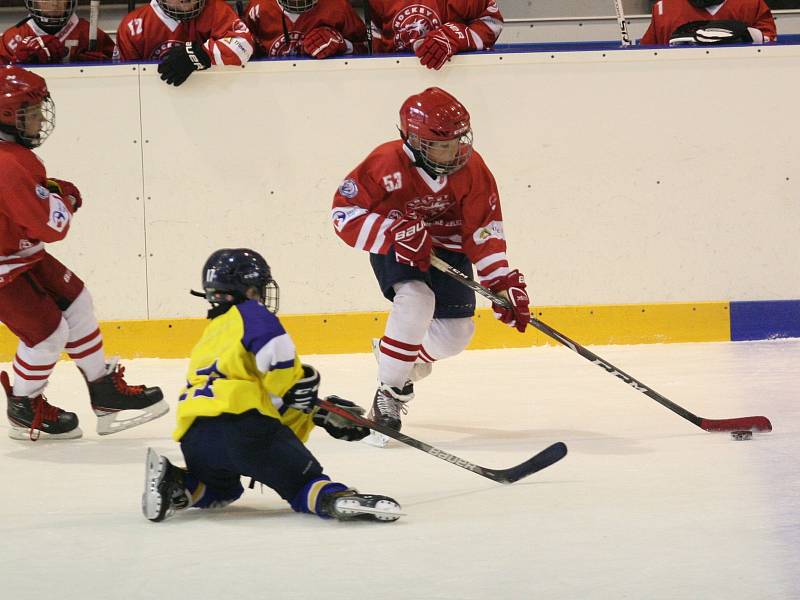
[317, 397, 568, 484]
[429, 255, 773, 434]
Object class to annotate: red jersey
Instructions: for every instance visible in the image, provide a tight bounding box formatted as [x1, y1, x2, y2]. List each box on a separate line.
[0, 141, 73, 287]
[641, 0, 776, 45]
[244, 0, 366, 57]
[332, 140, 510, 287]
[114, 0, 254, 65]
[368, 0, 503, 53]
[0, 15, 115, 63]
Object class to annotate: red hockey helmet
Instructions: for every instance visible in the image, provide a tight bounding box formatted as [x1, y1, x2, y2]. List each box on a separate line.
[156, 0, 206, 21]
[399, 87, 473, 176]
[0, 65, 55, 149]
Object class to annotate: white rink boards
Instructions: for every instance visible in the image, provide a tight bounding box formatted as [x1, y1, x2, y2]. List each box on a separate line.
[0, 340, 798, 599]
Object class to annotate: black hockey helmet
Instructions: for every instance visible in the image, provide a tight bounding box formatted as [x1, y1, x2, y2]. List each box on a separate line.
[200, 248, 279, 312]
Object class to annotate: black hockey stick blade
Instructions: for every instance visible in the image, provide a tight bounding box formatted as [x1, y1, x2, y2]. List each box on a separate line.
[429, 255, 774, 434]
[317, 398, 567, 484]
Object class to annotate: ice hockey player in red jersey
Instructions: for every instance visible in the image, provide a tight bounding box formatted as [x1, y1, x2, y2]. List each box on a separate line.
[331, 87, 530, 446]
[114, 0, 255, 86]
[244, 0, 367, 59]
[640, 0, 776, 45]
[0, 0, 114, 64]
[0, 66, 167, 441]
[366, 0, 503, 69]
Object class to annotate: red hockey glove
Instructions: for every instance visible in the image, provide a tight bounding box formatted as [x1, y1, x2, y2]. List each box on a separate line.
[46, 178, 82, 212]
[414, 22, 472, 70]
[390, 218, 432, 271]
[13, 35, 66, 64]
[303, 26, 347, 59]
[489, 270, 531, 333]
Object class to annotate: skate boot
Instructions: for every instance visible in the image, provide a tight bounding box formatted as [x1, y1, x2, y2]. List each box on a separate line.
[364, 383, 414, 448]
[86, 358, 168, 435]
[2, 371, 82, 441]
[142, 448, 190, 522]
[319, 489, 403, 522]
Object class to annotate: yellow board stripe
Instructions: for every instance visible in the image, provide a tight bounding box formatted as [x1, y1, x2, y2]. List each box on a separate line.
[0, 302, 731, 361]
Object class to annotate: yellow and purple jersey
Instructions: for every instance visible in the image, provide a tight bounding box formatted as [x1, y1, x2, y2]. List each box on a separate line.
[173, 299, 314, 442]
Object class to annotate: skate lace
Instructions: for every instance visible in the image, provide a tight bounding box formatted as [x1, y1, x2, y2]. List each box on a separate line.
[376, 392, 408, 420]
[29, 395, 59, 442]
[111, 365, 145, 395]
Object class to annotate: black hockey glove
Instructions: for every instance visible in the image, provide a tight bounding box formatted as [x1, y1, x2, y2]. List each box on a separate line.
[669, 20, 752, 45]
[282, 364, 320, 412]
[313, 396, 370, 441]
[158, 42, 211, 87]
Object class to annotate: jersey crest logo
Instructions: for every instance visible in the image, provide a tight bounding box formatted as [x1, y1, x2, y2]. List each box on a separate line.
[472, 220, 504, 245]
[404, 194, 453, 220]
[268, 31, 304, 57]
[338, 179, 359, 199]
[151, 40, 183, 60]
[392, 5, 441, 49]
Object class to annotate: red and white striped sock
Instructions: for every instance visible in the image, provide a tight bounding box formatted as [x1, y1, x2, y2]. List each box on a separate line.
[12, 318, 69, 397]
[63, 288, 106, 381]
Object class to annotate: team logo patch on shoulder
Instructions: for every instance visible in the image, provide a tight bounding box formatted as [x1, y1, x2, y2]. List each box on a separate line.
[472, 221, 505, 245]
[338, 179, 359, 199]
[35, 185, 49, 199]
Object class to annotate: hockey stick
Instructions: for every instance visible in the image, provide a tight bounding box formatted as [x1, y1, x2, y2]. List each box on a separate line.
[317, 398, 567, 484]
[88, 0, 100, 52]
[363, 0, 373, 55]
[612, 0, 632, 47]
[429, 255, 772, 434]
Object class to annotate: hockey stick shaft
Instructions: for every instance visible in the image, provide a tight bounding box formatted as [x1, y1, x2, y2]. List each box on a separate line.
[88, 0, 100, 51]
[317, 398, 567, 484]
[429, 255, 772, 433]
[612, 0, 632, 47]
[363, 0, 373, 55]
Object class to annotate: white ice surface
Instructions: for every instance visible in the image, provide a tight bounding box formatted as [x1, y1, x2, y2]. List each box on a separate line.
[1, 340, 798, 600]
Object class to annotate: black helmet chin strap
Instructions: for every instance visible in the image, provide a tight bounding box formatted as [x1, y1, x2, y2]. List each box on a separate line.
[400, 132, 440, 180]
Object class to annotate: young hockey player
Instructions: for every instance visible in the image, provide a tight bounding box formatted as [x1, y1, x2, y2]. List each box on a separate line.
[0, 65, 166, 441]
[114, 0, 254, 86]
[0, 0, 114, 64]
[142, 248, 402, 523]
[366, 0, 503, 69]
[331, 87, 530, 446]
[640, 0, 776, 45]
[244, 0, 367, 58]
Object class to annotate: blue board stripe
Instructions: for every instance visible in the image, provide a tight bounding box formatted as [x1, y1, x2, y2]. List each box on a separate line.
[729, 300, 800, 341]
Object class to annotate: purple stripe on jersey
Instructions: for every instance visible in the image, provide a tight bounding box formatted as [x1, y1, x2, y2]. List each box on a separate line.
[237, 300, 286, 355]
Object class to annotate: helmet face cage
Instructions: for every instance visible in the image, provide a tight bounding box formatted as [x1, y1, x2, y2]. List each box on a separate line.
[407, 129, 473, 176]
[156, 0, 206, 21]
[688, 0, 722, 7]
[278, 0, 318, 13]
[12, 96, 55, 149]
[25, 0, 76, 31]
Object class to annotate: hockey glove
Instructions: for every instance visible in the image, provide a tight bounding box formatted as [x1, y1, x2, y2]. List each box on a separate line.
[669, 20, 752, 45]
[390, 218, 432, 271]
[13, 35, 66, 64]
[303, 26, 347, 59]
[414, 22, 473, 70]
[693, 20, 753, 44]
[282, 364, 320, 412]
[313, 395, 370, 441]
[158, 42, 211, 87]
[489, 269, 531, 333]
[46, 178, 82, 212]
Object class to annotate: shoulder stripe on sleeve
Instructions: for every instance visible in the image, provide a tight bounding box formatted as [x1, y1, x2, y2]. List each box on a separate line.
[254, 332, 297, 374]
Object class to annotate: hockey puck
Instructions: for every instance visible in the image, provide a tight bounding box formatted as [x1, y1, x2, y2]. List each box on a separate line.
[731, 430, 753, 441]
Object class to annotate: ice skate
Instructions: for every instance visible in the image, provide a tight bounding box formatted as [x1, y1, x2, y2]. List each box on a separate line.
[2, 371, 82, 440]
[87, 358, 168, 435]
[364, 383, 413, 448]
[142, 448, 190, 522]
[320, 489, 403, 522]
